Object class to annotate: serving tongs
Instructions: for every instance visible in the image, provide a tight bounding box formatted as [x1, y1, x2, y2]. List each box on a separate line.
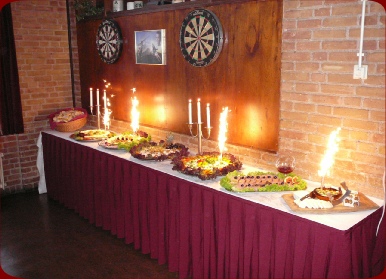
[300, 190, 315, 201]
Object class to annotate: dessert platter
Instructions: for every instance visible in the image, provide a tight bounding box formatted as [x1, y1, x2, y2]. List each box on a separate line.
[220, 171, 307, 192]
[171, 152, 242, 180]
[70, 129, 116, 141]
[98, 130, 151, 151]
[129, 140, 189, 161]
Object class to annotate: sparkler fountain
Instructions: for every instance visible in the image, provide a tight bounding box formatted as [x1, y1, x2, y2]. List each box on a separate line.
[318, 127, 341, 189]
[102, 80, 112, 130]
[130, 88, 140, 133]
[103, 90, 112, 130]
[218, 107, 229, 161]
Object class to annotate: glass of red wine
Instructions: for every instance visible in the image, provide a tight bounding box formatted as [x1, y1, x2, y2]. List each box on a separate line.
[275, 155, 295, 176]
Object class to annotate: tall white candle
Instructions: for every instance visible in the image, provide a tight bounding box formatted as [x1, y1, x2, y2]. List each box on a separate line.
[206, 103, 210, 128]
[188, 99, 192, 124]
[96, 89, 100, 107]
[90, 88, 93, 107]
[104, 90, 107, 111]
[197, 98, 201, 124]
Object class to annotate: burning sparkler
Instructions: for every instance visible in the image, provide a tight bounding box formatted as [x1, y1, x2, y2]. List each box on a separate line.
[103, 93, 112, 130]
[102, 80, 113, 130]
[318, 127, 341, 189]
[218, 107, 229, 161]
[130, 88, 139, 133]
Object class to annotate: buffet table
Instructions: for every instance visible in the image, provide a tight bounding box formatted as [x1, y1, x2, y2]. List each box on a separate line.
[39, 130, 385, 278]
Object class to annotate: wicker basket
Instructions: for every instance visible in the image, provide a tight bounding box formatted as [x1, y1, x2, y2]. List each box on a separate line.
[55, 116, 87, 132]
[49, 108, 88, 132]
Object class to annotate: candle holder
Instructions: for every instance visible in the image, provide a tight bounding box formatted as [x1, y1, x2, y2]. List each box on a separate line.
[188, 122, 211, 155]
[89, 105, 101, 130]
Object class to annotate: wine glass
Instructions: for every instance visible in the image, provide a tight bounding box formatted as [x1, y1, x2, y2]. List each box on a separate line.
[275, 155, 295, 176]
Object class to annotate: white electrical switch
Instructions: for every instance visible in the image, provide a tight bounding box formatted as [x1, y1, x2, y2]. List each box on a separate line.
[353, 65, 368, 79]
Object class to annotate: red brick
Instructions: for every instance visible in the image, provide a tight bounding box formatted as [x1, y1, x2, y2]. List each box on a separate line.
[343, 119, 378, 131]
[323, 16, 358, 28]
[313, 29, 346, 39]
[322, 40, 357, 50]
[334, 107, 369, 119]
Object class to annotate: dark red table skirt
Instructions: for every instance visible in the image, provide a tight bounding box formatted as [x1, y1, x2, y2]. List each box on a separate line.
[42, 132, 385, 278]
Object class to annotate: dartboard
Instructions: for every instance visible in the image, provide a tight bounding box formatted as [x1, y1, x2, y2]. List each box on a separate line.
[179, 9, 224, 67]
[96, 19, 123, 64]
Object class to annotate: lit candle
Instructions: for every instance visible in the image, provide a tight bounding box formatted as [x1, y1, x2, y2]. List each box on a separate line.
[188, 99, 192, 124]
[206, 103, 210, 128]
[96, 89, 100, 108]
[90, 88, 93, 107]
[197, 98, 201, 124]
[104, 90, 107, 111]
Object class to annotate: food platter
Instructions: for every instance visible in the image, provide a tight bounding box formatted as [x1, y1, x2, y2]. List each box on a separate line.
[97, 132, 147, 150]
[282, 191, 379, 214]
[97, 130, 151, 150]
[70, 129, 116, 141]
[220, 170, 307, 192]
[129, 141, 189, 161]
[171, 152, 242, 180]
[98, 139, 124, 149]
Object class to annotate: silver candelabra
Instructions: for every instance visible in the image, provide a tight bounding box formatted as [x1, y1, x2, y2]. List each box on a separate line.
[89, 105, 101, 130]
[188, 122, 211, 155]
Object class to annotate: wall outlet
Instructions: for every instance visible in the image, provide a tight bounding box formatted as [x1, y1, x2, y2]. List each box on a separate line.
[353, 64, 368, 79]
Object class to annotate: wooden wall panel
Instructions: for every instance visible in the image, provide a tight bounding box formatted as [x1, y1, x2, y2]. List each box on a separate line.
[77, 0, 282, 152]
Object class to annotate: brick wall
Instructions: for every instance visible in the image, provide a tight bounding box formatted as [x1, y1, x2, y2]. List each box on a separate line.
[279, 0, 385, 198]
[1, 0, 385, 199]
[0, 0, 79, 194]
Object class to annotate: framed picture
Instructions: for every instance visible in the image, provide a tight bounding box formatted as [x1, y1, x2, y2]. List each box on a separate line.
[135, 29, 166, 65]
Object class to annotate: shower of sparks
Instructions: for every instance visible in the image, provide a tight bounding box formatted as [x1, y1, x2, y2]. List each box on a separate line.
[103, 79, 111, 89]
[218, 107, 229, 161]
[318, 127, 341, 188]
[130, 89, 139, 133]
[103, 95, 112, 130]
[101, 80, 113, 130]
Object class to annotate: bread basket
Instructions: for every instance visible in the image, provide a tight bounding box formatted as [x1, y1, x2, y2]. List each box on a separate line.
[48, 108, 88, 132]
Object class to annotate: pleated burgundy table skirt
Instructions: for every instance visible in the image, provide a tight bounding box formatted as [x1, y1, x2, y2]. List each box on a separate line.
[41, 132, 385, 278]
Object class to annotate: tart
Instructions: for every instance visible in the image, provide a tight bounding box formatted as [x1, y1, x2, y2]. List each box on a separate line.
[312, 186, 343, 201]
[171, 152, 242, 180]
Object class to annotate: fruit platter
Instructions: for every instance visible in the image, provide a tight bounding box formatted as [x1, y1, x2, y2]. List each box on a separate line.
[98, 130, 151, 151]
[220, 170, 307, 192]
[171, 152, 242, 180]
[70, 129, 116, 141]
[129, 140, 189, 161]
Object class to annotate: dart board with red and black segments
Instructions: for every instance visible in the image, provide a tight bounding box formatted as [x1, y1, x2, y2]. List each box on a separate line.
[179, 9, 224, 67]
[96, 19, 123, 64]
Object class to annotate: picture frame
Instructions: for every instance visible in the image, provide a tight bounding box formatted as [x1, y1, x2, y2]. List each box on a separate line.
[135, 29, 166, 65]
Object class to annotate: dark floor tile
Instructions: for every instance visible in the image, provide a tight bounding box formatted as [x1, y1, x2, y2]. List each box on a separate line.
[1, 191, 178, 279]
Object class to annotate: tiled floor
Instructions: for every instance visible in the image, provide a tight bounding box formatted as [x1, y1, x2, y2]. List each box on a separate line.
[1, 191, 178, 279]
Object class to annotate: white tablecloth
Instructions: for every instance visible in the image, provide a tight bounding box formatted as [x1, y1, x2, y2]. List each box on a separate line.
[37, 129, 385, 231]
